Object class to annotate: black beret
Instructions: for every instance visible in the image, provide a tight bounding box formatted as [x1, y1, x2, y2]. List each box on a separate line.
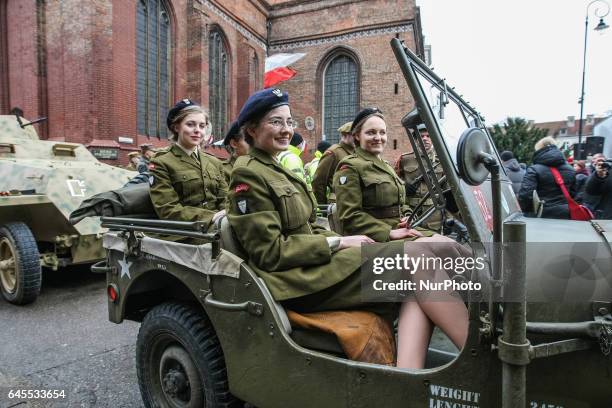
[166, 98, 197, 131]
[236, 88, 289, 128]
[223, 121, 241, 145]
[350, 107, 383, 134]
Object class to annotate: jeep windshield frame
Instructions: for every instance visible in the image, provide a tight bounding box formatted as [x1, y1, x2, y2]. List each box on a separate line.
[391, 38, 521, 243]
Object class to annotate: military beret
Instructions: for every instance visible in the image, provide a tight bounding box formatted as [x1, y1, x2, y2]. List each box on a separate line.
[236, 88, 289, 128]
[337, 122, 353, 134]
[166, 98, 197, 131]
[350, 108, 383, 134]
[223, 121, 241, 146]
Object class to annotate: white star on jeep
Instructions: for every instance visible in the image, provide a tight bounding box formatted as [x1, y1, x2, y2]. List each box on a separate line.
[118, 255, 132, 279]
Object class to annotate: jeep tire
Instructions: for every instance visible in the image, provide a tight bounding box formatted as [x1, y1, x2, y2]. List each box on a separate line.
[136, 302, 241, 408]
[0, 222, 42, 305]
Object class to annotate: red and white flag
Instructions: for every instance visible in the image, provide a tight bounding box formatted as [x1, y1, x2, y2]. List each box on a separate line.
[264, 53, 306, 88]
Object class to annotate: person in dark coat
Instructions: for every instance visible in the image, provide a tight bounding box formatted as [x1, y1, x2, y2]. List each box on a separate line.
[518, 137, 576, 219]
[500, 150, 525, 196]
[585, 155, 612, 219]
[572, 160, 590, 204]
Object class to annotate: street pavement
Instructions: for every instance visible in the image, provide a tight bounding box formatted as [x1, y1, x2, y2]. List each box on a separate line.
[0, 266, 143, 408]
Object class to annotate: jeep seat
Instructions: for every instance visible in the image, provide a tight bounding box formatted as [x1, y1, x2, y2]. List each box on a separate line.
[214, 216, 345, 356]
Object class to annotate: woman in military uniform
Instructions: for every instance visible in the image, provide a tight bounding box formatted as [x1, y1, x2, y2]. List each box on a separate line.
[221, 121, 250, 185]
[333, 107, 470, 367]
[333, 108, 433, 242]
[149, 99, 227, 230]
[227, 90, 468, 369]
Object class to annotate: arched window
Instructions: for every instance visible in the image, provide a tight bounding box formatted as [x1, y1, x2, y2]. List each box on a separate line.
[137, 0, 171, 138]
[323, 54, 359, 144]
[209, 29, 229, 141]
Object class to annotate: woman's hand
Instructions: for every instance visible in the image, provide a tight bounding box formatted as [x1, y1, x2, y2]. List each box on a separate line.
[212, 209, 226, 224]
[397, 217, 411, 229]
[389, 228, 423, 241]
[338, 235, 375, 250]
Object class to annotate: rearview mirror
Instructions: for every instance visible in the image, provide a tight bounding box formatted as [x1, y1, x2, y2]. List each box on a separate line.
[456, 127, 494, 186]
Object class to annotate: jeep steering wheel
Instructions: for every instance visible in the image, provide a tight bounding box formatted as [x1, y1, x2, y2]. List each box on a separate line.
[407, 188, 450, 232]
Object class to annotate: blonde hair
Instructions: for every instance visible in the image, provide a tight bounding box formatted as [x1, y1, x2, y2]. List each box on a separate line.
[534, 136, 556, 151]
[168, 105, 209, 142]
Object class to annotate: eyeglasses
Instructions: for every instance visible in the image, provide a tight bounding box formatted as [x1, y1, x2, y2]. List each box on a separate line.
[266, 119, 296, 129]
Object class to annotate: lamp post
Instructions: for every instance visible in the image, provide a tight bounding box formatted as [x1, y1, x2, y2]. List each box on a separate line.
[577, 0, 610, 159]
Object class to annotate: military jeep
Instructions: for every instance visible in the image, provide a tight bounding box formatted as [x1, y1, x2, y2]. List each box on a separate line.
[0, 115, 135, 304]
[100, 39, 612, 408]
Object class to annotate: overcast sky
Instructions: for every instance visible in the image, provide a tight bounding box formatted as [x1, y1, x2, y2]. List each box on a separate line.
[416, 0, 612, 125]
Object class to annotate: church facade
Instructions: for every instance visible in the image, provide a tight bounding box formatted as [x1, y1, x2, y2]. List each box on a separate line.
[0, 0, 425, 164]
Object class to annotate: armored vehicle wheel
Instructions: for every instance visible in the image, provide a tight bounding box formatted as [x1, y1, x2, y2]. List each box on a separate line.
[0, 222, 42, 305]
[136, 302, 241, 408]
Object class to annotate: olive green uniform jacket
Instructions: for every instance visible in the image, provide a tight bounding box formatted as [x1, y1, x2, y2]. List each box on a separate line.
[221, 155, 237, 185]
[312, 142, 355, 204]
[149, 144, 227, 229]
[395, 148, 446, 230]
[226, 147, 363, 301]
[333, 147, 413, 243]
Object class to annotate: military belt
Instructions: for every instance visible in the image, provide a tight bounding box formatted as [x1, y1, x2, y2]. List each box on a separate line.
[364, 206, 401, 219]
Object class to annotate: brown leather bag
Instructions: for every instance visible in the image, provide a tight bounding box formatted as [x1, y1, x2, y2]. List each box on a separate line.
[287, 310, 396, 365]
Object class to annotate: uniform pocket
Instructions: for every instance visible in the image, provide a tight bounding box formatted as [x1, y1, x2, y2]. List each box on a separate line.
[362, 176, 397, 207]
[269, 180, 309, 230]
[172, 170, 202, 205]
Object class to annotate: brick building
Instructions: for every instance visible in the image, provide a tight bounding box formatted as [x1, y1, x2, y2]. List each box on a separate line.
[0, 0, 425, 165]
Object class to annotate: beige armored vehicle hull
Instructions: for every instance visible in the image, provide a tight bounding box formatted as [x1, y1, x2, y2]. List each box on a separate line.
[0, 115, 135, 304]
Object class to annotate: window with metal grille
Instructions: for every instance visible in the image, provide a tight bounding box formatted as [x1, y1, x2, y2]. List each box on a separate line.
[323, 55, 359, 144]
[209, 30, 229, 141]
[136, 0, 171, 138]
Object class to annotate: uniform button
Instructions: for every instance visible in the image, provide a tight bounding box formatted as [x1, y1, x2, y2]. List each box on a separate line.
[183, 176, 187, 179]
[285, 187, 291, 193]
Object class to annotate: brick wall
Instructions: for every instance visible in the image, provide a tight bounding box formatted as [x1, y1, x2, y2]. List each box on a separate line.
[5, 0, 44, 128]
[268, 0, 420, 163]
[2, 0, 421, 166]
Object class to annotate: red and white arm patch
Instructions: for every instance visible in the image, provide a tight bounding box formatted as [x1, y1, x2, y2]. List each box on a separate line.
[235, 183, 250, 193]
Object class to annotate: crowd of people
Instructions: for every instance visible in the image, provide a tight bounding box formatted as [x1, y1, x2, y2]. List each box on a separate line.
[505, 138, 611, 220]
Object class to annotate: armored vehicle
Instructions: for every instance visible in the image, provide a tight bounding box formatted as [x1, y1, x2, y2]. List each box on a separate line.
[99, 39, 612, 408]
[0, 115, 135, 304]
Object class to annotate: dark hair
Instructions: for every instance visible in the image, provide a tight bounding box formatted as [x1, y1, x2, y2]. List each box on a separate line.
[317, 140, 332, 153]
[500, 151, 514, 161]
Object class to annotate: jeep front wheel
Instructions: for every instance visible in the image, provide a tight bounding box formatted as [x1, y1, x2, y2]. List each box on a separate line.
[0, 222, 42, 305]
[136, 302, 240, 408]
